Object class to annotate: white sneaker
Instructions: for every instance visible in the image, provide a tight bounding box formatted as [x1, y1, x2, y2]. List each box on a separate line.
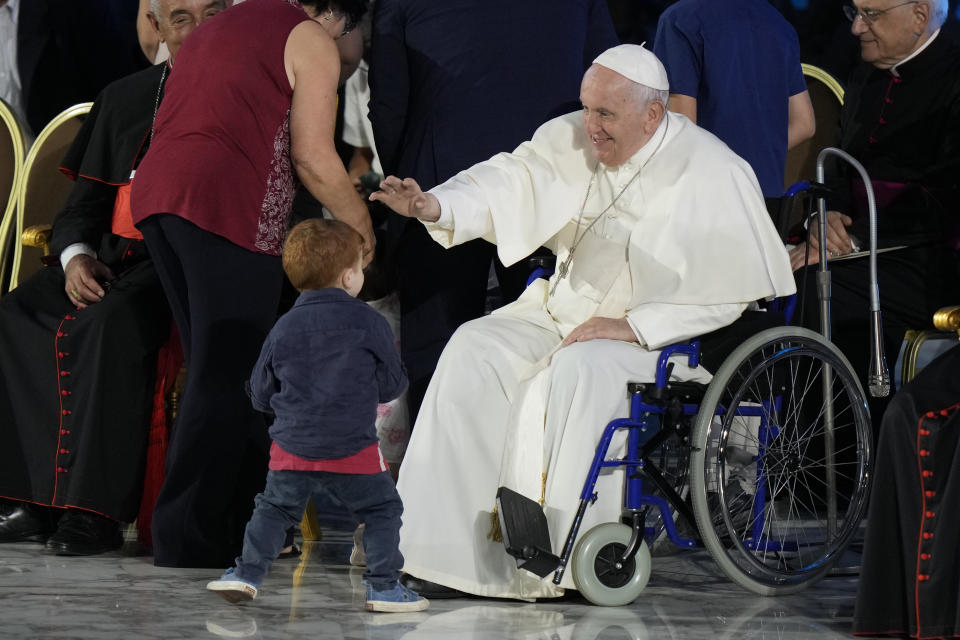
[350, 524, 366, 566]
[207, 568, 259, 603]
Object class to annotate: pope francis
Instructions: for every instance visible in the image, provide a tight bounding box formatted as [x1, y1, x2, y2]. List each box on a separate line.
[370, 44, 796, 600]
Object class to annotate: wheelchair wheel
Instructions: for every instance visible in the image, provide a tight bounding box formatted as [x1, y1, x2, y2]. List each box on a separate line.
[689, 327, 872, 595]
[571, 523, 651, 606]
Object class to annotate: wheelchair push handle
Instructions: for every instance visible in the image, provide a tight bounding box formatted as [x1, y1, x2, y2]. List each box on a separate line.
[814, 147, 891, 398]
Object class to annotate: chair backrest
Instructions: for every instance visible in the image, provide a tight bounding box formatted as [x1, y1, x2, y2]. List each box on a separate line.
[0, 98, 29, 294]
[783, 64, 845, 211]
[5, 102, 91, 292]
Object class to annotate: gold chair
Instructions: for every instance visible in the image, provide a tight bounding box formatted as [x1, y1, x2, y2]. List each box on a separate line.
[901, 306, 960, 383]
[783, 64, 845, 218]
[5, 102, 92, 292]
[0, 98, 29, 293]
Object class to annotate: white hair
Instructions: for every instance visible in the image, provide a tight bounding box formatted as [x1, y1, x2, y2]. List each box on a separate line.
[150, 0, 161, 16]
[635, 84, 669, 110]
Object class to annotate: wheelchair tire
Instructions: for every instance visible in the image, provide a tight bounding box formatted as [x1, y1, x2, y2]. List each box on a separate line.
[688, 327, 872, 596]
[571, 523, 651, 606]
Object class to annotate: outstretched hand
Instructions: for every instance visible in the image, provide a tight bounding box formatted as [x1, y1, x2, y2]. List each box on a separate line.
[369, 176, 441, 222]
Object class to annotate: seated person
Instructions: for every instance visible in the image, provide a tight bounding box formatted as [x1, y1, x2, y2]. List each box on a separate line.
[854, 342, 960, 638]
[370, 44, 795, 600]
[0, 0, 227, 555]
[206, 218, 426, 612]
[788, 0, 960, 422]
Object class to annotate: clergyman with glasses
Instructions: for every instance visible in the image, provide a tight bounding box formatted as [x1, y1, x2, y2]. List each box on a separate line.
[789, 0, 960, 437]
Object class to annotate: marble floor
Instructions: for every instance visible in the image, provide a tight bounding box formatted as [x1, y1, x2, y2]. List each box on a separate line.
[0, 526, 869, 640]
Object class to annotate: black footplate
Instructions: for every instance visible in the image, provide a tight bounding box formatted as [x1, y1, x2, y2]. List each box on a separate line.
[495, 486, 560, 578]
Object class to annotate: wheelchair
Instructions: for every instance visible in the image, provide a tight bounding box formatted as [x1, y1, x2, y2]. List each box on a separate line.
[498, 171, 876, 606]
[498, 312, 872, 604]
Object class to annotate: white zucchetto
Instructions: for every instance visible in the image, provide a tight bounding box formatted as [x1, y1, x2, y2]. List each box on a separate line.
[593, 44, 670, 91]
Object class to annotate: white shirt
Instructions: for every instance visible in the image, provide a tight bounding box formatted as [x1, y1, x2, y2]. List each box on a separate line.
[341, 59, 383, 177]
[0, 0, 28, 133]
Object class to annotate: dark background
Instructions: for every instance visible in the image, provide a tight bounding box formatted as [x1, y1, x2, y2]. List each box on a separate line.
[606, 0, 960, 86]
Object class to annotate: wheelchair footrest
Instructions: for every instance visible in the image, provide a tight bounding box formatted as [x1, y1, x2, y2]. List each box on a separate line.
[496, 486, 560, 578]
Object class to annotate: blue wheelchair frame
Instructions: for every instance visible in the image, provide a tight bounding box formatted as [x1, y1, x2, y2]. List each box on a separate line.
[550, 332, 793, 586]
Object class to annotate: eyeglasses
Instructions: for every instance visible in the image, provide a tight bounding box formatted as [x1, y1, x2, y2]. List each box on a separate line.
[842, 1, 918, 24]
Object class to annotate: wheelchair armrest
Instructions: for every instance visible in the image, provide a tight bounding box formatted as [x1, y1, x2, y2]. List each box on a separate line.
[653, 341, 701, 390]
[22, 224, 52, 255]
[524, 255, 557, 288]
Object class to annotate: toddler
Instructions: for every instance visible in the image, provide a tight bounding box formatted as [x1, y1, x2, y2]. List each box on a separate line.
[206, 218, 427, 612]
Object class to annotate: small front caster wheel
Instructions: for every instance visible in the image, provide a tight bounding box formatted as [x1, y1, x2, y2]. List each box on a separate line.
[571, 523, 651, 606]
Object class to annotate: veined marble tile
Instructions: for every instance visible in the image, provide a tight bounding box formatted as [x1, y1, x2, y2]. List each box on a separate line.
[0, 532, 861, 640]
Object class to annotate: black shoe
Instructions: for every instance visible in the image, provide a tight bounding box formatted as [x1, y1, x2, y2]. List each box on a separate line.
[45, 510, 123, 556]
[0, 504, 57, 543]
[399, 573, 466, 599]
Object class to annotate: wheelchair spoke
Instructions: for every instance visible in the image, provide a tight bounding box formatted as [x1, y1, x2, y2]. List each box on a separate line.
[690, 328, 873, 594]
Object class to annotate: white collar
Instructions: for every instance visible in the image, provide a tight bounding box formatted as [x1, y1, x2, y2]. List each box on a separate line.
[890, 28, 940, 77]
[604, 114, 669, 174]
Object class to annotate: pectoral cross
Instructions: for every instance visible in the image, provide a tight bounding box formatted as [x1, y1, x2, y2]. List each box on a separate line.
[549, 257, 572, 296]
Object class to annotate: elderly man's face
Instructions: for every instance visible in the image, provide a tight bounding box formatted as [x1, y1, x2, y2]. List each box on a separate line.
[151, 0, 229, 62]
[850, 0, 929, 68]
[580, 65, 662, 167]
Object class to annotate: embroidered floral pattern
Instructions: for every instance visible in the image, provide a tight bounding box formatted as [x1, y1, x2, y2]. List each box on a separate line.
[256, 111, 296, 254]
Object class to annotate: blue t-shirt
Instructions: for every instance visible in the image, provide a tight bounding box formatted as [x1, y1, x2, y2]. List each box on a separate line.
[653, 0, 806, 197]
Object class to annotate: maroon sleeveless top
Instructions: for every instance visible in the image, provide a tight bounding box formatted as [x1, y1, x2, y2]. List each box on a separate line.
[131, 0, 311, 255]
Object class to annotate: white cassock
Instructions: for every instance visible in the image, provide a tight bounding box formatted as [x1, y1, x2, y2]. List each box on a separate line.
[395, 111, 796, 600]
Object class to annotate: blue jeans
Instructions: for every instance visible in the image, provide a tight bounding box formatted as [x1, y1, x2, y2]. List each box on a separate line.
[233, 469, 403, 590]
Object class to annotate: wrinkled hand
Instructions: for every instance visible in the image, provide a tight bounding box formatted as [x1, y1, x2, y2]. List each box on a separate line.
[560, 317, 638, 348]
[64, 254, 115, 308]
[369, 176, 441, 222]
[788, 210, 854, 271]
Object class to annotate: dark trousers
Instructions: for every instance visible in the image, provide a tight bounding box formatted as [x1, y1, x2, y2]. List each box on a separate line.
[138, 214, 284, 568]
[396, 221, 533, 420]
[795, 245, 960, 430]
[235, 469, 404, 590]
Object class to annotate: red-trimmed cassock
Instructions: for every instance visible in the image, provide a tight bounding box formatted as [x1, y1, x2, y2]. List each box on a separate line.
[853, 345, 960, 638]
[0, 63, 172, 523]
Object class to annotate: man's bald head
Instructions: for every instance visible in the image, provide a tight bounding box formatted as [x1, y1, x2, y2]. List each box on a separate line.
[147, 0, 229, 63]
